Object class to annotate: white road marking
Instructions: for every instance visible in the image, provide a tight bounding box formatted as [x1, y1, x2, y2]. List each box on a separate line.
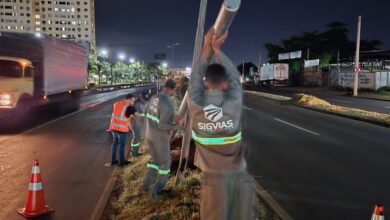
[274, 118, 320, 136]
[243, 106, 253, 111]
[326, 99, 353, 104]
[385, 107, 390, 109]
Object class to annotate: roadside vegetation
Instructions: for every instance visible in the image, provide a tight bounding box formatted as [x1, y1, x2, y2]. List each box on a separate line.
[102, 146, 280, 220]
[290, 93, 390, 126]
[377, 87, 390, 97]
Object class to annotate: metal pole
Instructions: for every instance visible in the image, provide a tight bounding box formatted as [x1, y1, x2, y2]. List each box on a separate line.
[353, 15, 362, 96]
[175, 0, 208, 186]
[258, 52, 262, 71]
[242, 61, 245, 82]
[172, 47, 175, 68]
[110, 64, 113, 85]
[307, 47, 310, 60]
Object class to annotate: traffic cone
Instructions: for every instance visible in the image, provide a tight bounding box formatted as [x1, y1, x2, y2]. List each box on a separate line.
[17, 160, 54, 218]
[371, 204, 384, 220]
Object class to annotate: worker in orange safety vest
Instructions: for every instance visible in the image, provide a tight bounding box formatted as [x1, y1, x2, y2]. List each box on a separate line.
[109, 94, 138, 167]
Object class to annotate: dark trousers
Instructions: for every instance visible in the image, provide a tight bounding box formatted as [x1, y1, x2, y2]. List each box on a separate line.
[111, 131, 128, 163]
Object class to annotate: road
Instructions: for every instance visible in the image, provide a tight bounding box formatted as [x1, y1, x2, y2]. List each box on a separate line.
[1, 86, 388, 220]
[244, 85, 390, 114]
[0, 85, 155, 220]
[243, 93, 390, 220]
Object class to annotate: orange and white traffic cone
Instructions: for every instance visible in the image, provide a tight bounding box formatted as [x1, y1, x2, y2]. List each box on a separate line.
[17, 159, 54, 218]
[371, 204, 385, 220]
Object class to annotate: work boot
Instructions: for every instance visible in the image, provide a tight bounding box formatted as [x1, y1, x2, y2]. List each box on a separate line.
[111, 160, 119, 166]
[119, 160, 131, 167]
[155, 174, 169, 194]
[142, 168, 158, 190]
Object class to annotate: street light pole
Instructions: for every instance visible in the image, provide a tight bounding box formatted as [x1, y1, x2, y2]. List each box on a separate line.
[167, 42, 180, 68]
[353, 15, 362, 96]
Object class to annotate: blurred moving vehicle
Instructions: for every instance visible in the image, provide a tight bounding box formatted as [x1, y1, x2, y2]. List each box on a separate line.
[254, 63, 289, 86]
[0, 32, 87, 120]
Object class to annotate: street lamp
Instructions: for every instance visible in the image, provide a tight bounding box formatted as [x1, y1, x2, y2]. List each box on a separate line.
[162, 62, 168, 68]
[100, 48, 108, 58]
[167, 42, 180, 68]
[118, 53, 126, 61]
[34, 32, 43, 38]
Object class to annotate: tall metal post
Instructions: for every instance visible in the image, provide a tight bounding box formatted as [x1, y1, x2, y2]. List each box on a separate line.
[353, 16, 362, 96]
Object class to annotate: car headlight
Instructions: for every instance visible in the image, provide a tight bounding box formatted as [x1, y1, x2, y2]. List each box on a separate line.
[0, 94, 12, 106]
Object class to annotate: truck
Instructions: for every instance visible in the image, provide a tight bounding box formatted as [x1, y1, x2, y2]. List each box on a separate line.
[0, 32, 87, 121]
[254, 63, 289, 86]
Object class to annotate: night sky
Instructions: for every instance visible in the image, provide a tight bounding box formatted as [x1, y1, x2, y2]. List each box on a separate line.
[95, 0, 390, 67]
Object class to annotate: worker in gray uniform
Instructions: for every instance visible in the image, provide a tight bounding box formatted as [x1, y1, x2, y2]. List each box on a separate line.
[188, 29, 256, 220]
[130, 94, 147, 157]
[142, 79, 178, 197]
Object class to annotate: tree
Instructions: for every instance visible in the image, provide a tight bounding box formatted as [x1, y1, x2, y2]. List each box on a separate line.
[237, 62, 258, 77]
[263, 20, 383, 64]
[88, 47, 99, 81]
[264, 43, 283, 63]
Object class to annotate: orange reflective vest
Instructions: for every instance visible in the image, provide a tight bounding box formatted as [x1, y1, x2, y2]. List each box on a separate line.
[109, 101, 131, 132]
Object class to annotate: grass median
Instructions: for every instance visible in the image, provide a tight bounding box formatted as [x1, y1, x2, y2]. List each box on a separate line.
[245, 90, 390, 127]
[102, 146, 280, 220]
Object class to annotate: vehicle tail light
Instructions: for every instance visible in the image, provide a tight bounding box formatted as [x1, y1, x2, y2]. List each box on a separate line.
[0, 93, 12, 106]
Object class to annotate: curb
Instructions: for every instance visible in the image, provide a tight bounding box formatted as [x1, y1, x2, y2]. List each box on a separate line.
[89, 167, 119, 220]
[347, 95, 390, 102]
[245, 90, 390, 129]
[251, 176, 294, 220]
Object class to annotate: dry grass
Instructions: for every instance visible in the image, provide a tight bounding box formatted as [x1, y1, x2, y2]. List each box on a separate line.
[104, 143, 280, 220]
[105, 150, 201, 220]
[290, 93, 390, 126]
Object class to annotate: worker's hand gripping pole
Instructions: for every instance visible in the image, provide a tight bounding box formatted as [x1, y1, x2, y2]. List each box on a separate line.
[174, 0, 241, 186]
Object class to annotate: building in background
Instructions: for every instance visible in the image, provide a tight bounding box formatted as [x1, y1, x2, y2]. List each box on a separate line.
[0, 0, 95, 49]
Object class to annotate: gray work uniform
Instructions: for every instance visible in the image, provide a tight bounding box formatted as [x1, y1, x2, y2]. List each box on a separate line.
[188, 52, 256, 220]
[130, 99, 144, 156]
[142, 92, 177, 195]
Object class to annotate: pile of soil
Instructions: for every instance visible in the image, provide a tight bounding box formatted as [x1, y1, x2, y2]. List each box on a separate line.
[170, 136, 197, 172]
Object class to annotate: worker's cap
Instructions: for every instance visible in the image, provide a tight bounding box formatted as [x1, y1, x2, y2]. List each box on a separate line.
[164, 79, 176, 89]
[126, 93, 135, 99]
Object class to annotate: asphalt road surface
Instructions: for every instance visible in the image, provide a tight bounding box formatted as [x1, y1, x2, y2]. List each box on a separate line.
[243, 93, 390, 220]
[0, 85, 155, 220]
[1, 86, 388, 220]
[244, 85, 390, 114]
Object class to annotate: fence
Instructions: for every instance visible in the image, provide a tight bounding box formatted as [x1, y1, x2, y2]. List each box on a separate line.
[324, 66, 390, 90]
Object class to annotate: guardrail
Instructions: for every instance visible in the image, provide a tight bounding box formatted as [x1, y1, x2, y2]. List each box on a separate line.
[89, 82, 154, 93]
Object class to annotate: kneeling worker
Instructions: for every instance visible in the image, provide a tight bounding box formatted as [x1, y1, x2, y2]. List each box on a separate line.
[142, 79, 178, 196]
[109, 94, 138, 167]
[188, 29, 256, 219]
